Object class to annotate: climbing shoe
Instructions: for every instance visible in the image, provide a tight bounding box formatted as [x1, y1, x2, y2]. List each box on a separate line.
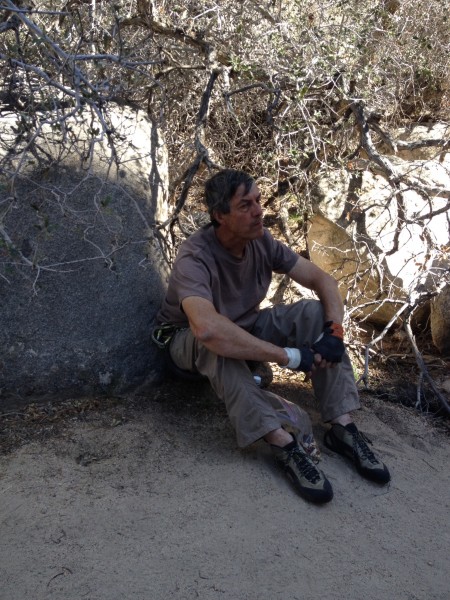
[271, 439, 333, 504]
[324, 423, 390, 484]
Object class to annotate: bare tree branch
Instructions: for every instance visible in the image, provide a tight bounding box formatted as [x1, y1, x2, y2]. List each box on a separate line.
[156, 65, 224, 233]
[404, 315, 450, 414]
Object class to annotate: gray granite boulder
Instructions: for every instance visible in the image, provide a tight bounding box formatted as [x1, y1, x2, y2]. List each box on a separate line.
[0, 106, 169, 406]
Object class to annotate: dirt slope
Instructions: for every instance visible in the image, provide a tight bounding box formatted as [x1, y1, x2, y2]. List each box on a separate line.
[0, 379, 448, 600]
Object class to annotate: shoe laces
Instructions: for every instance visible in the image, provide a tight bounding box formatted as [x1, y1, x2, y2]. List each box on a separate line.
[289, 446, 322, 483]
[350, 430, 378, 465]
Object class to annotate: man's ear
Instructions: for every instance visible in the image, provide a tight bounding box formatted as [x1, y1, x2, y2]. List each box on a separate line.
[212, 210, 225, 226]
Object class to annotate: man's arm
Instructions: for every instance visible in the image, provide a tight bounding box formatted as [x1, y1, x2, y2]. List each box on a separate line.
[181, 296, 289, 365]
[286, 256, 345, 369]
[182, 256, 343, 370]
[287, 256, 344, 325]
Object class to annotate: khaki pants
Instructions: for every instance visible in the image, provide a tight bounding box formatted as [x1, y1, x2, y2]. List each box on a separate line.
[169, 300, 360, 447]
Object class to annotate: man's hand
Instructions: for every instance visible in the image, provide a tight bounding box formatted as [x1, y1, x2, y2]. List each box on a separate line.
[283, 345, 314, 373]
[312, 321, 345, 364]
[284, 322, 345, 374]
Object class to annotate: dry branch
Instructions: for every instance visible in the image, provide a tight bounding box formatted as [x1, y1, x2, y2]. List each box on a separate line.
[156, 66, 223, 233]
[403, 315, 450, 414]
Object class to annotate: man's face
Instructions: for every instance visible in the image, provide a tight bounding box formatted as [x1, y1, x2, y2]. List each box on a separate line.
[215, 182, 264, 241]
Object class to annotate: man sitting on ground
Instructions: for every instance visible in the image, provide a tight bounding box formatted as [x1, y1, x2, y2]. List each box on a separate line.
[156, 169, 390, 504]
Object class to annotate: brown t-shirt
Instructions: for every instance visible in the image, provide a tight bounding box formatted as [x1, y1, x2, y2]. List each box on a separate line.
[157, 225, 298, 331]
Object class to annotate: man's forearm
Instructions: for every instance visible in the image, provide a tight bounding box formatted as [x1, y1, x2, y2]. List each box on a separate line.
[288, 257, 344, 325]
[313, 275, 345, 325]
[189, 308, 288, 365]
[183, 296, 288, 364]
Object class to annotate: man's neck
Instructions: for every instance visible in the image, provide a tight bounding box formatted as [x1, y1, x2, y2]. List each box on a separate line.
[214, 228, 247, 258]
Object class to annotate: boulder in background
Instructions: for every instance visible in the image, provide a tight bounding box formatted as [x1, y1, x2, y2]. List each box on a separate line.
[0, 106, 169, 406]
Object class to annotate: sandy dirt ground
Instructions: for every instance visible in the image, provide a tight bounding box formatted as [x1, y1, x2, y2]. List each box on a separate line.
[1, 376, 449, 600]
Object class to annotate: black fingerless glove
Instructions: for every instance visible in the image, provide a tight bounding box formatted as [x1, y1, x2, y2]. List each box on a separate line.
[283, 345, 315, 373]
[311, 321, 345, 363]
[297, 344, 314, 373]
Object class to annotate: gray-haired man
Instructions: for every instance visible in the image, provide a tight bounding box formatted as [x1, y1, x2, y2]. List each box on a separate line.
[157, 169, 390, 503]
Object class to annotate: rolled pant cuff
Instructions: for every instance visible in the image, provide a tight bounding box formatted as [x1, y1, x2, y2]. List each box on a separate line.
[321, 398, 361, 423]
[237, 420, 283, 449]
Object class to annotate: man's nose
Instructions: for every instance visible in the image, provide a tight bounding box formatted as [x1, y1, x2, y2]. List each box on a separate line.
[251, 201, 263, 216]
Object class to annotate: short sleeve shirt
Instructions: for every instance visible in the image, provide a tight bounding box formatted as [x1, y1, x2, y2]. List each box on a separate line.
[157, 226, 298, 331]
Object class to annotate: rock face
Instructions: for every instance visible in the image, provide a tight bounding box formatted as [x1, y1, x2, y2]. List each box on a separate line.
[431, 284, 450, 354]
[308, 213, 404, 325]
[308, 123, 450, 346]
[0, 106, 169, 406]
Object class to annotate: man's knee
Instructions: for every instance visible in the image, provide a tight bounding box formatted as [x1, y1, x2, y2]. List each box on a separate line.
[169, 328, 198, 371]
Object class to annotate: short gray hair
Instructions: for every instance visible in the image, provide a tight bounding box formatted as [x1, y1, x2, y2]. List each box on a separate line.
[204, 169, 254, 226]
